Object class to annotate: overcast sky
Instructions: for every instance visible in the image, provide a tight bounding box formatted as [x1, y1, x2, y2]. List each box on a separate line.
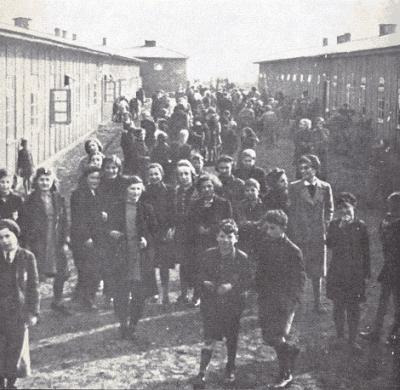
[1, 0, 399, 82]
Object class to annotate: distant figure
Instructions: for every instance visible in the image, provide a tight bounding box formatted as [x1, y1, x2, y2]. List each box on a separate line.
[17, 138, 34, 194]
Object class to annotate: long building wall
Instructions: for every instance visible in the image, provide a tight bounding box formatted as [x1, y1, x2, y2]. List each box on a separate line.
[258, 52, 400, 146]
[0, 37, 141, 172]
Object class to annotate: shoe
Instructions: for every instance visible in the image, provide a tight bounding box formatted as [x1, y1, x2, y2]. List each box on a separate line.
[192, 373, 206, 389]
[51, 302, 72, 316]
[271, 370, 293, 388]
[313, 304, 328, 315]
[359, 330, 379, 343]
[223, 369, 236, 387]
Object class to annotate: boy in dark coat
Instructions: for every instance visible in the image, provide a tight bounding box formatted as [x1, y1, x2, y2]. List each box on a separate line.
[255, 210, 305, 389]
[361, 192, 400, 344]
[193, 219, 253, 389]
[326, 193, 370, 354]
[0, 219, 39, 390]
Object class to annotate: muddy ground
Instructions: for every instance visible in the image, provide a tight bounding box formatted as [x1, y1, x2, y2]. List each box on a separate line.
[18, 123, 396, 389]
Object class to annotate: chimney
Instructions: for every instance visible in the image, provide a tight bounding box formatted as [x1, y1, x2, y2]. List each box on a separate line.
[144, 40, 156, 47]
[72, 33, 77, 41]
[62, 30, 67, 39]
[379, 23, 397, 36]
[102, 37, 107, 46]
[337, 33, 351, 44]
[13, 17, 31, 29]
[55, 27, 61, 37]
[322, 37, 328, 46]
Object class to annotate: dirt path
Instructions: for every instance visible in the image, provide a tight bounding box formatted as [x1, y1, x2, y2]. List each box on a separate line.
[19, 125, 395, 389]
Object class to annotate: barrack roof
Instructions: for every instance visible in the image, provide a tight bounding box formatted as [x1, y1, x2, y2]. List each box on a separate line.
[122, 44, 188, 60]
[255, 31, 400, 64]
[0, 21, 144, 63]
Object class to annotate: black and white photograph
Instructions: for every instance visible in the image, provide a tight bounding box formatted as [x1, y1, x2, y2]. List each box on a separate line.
[0, 0, 399, 388]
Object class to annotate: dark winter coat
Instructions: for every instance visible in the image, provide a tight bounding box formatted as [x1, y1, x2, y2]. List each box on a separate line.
[0, 193, 23, 222]
[17, 149, 34, 177]
[263, 188, 290, 215]
[189, 195, 232, 253]
[98, 176, 128, 215]
[0, 247, 40, 316]
[219, 175, 245, 212]
[326, 218, 370, 302]
[142, 182, 176, 268]
[199, 247, 253, 337]
[254, 234, 305, 305]
[377, 214, 400, 290]
[107, 199, 157, 297]
[20, 191, 68, 277]
[234, 166, 267, 194]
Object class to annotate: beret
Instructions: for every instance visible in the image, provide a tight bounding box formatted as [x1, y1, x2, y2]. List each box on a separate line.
[0, 219, 21, 237]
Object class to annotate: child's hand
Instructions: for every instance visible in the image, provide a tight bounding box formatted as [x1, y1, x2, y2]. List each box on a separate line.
[27, 314, 38, 327]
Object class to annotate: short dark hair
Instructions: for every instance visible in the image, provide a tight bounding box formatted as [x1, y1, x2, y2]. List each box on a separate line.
[336, 192, 357, 208]
[0, 169, 11, 181]
[218, 218, 238, 235]
[125, 175, 143, 186]
[84, 138, 103, 155]
[102, 155, 122, 171]
[216, 155, 234, 166]
[261, 209, 288, 228]
[196, 174, 214, 192]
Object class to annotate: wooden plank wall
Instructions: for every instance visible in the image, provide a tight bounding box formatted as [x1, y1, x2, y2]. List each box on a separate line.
[0, 37, 141, 172]
[259, 50, 400, 145]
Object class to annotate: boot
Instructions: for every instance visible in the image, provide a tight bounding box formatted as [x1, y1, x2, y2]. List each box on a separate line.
[193, 348, 212, 389]
[272, 344, 293, 389]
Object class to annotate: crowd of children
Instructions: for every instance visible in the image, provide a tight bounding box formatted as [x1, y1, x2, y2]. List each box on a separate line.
[0, 83, 399, 389]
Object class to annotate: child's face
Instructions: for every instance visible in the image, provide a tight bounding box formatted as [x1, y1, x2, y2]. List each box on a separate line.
[245, 186, 259, 201]
[126, 183, 143, 202]
[0, 176, 12, 195]
[87, 141, 99, 154]
[275, 174, 288, 190]
[104, 162, 119, 179]
[89, 155, 103, 168]
[337, 204, 354, 222]
[191, 158, 203, 173]
[217, 230, 237, 253]
[299, 163, 315, 182]
[86, 172, 101, 191]
[217, 162, 232, 178]
[148, 168, 162, 184]
[262, 221, 285, 239]
[199, 179, 214, 199]
[242, 156, 255, 169]
[177, 167, 192, 186]
[0, 228, 18, 252]
[37, 174, 53, 192]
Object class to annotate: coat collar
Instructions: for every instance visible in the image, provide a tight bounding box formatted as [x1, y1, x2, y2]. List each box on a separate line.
[299, 178, 324, 205]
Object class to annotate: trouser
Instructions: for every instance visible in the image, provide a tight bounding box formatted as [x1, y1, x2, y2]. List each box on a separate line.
[113, 280, 146, 329]
[332, 299, 361, 342]
[0, 300, 29, 379]
[53, 273, 66, 304]
[200, 320, 240, 373]
[373, 283, 400, 336]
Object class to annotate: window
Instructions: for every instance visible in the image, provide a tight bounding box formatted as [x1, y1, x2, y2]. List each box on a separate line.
[50, 89, 71, 124]
[300, 74, 304, 82]
[377, 77, 385, 123]
[280, 74, 285, 81]
[287, 74, 291, 81]
[292, 74, 297, 82]
[30, 93, 38, 128]
[317, 74, 321, 84]
[154, 63, 163, 71]
[93, 83, 97, 105]
[105, 80, 115, 102]
[307, 74, 312, 83]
